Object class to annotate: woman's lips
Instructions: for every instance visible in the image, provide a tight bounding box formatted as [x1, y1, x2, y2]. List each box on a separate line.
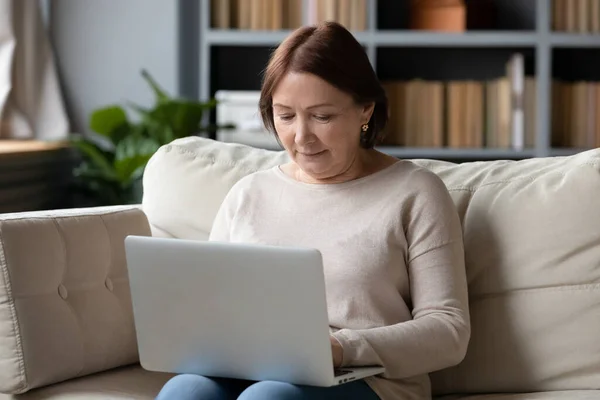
[298, 150, 326, 157]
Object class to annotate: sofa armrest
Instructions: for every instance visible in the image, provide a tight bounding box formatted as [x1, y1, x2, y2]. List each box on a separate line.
[0, 205, 151, 394]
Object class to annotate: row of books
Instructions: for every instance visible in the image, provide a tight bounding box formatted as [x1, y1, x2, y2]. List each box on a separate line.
[552, 81, 600, 148]
[307, 0, 367, 30]
[553, 0, 600, 33]
[381, 54, 534, 149]
[381, 78, 536, 149]
[381, 79, 600, 151]
[211, 0, 302, 30]
[210, 0, 367, 31]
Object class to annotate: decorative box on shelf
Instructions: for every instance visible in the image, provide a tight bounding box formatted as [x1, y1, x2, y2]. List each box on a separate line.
[215, 90, 282, 150]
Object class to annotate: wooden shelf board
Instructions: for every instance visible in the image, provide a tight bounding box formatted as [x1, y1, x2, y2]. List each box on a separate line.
[0, 140, 69, 155]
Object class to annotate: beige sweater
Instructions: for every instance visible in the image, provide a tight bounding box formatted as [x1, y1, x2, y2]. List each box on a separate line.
[209, 160, 471, 400]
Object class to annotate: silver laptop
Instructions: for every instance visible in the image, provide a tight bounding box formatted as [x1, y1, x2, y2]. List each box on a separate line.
[124, 235, 385, 387]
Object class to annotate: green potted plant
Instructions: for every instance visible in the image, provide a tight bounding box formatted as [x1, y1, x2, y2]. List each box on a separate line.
[70, 69, 231, 206]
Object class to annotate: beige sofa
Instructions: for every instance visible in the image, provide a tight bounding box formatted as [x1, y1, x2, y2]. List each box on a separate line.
[0, 137, 599, 399]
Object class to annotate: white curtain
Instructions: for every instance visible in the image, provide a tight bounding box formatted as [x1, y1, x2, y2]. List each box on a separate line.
[0, 0, 69, 140]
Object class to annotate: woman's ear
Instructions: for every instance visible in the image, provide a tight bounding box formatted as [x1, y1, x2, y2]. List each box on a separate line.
[361, 102, 375, 124]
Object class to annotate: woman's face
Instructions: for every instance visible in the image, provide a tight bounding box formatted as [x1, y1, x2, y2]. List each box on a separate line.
[271, 72, 374, 182]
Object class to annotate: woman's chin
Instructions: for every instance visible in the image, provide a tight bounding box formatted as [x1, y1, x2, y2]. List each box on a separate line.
[296, 163, 332, 180]
[294, 152, 326, 167]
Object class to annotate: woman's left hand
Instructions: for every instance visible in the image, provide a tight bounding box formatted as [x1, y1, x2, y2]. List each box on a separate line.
[330, 336, 343, 367]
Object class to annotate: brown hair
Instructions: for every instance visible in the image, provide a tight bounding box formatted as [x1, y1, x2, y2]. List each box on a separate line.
[259, 22, 388, 149]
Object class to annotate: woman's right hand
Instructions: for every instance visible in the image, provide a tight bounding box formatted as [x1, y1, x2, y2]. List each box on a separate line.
[330, 336, 343, 367]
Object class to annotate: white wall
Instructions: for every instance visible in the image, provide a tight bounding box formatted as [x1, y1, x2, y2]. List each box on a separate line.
[50, 0, 179, 135]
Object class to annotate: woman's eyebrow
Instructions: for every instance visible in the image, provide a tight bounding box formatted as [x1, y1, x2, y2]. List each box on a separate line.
[306, 103, 335, 110]
[272, 103, 335, 109]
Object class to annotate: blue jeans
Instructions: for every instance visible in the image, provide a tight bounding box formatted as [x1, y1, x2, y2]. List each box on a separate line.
[156, 374, 380, 400]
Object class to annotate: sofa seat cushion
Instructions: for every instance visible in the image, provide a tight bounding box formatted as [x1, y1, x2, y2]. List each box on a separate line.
[437, 391, 600, 400]
[0, 365, 173, 399]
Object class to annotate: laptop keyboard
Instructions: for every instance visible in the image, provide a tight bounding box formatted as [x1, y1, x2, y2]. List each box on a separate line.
[334, 369, 352, 377]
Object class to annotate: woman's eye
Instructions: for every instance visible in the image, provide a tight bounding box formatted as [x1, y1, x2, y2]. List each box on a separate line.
[314, 115, 331, 122]
[279, 115, 294, 121]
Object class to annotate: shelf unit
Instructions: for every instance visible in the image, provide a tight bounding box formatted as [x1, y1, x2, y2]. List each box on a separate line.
[196, 0, 600, 161]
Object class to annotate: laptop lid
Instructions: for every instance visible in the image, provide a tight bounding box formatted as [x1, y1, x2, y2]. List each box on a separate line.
[124, 235, 338, 386]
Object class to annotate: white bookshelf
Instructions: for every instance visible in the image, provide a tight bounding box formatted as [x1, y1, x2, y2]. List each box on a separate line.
[194, 0, 600, 161]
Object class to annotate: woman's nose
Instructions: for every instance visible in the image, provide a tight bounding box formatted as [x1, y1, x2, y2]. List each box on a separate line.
[294, 119, 314, 145]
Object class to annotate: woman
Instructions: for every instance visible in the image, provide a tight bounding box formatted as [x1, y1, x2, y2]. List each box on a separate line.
[157, 21, 470, 400]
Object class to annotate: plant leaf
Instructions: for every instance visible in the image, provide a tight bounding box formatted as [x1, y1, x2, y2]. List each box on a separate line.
[141, 119, 171, 144]
[89, 106, 129, 142]
[70, 136, 117, 180]
[72, 161, 124, 205]
[73, 162, 118, 183]
[127, 101, 152, 119]
[114, 135, 161, 182]
[141, 69, 169, 103]
[115, 153, 155, 184]
[153, 100, 207, 139]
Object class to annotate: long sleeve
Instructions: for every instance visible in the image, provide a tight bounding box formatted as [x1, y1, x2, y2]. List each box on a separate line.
[208, 184, 240, 242]
[331, 174, 471, 380]
[208, 203, 231, 242]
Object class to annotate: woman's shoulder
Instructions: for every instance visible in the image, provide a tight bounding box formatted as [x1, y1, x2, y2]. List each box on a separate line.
[224, 166, 281, 197]
[386, 160, 450, 196]
[394, 161, 459, 225]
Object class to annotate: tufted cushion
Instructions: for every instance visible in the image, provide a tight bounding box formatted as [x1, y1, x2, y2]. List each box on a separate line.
[143, 137, 600, 396]
[0, 206, 151, 394]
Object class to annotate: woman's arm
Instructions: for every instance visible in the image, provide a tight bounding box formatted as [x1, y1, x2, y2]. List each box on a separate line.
[208, 180, 246, 242]
[209, 199, 232, 242]
[331, 173, 471, 379]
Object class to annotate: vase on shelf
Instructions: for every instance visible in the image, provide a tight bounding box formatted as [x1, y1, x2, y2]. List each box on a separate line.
[409, 0, 467, 32]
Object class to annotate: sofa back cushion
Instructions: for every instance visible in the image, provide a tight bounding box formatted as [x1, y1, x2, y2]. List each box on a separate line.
[143, 137, 600, 395]
[417, 153, 600, 394]
[142, 137, 289, 240]
[0, 206, 150, 394]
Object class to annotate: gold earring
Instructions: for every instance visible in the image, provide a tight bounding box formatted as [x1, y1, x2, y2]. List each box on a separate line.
[361, 124, 369, 132]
